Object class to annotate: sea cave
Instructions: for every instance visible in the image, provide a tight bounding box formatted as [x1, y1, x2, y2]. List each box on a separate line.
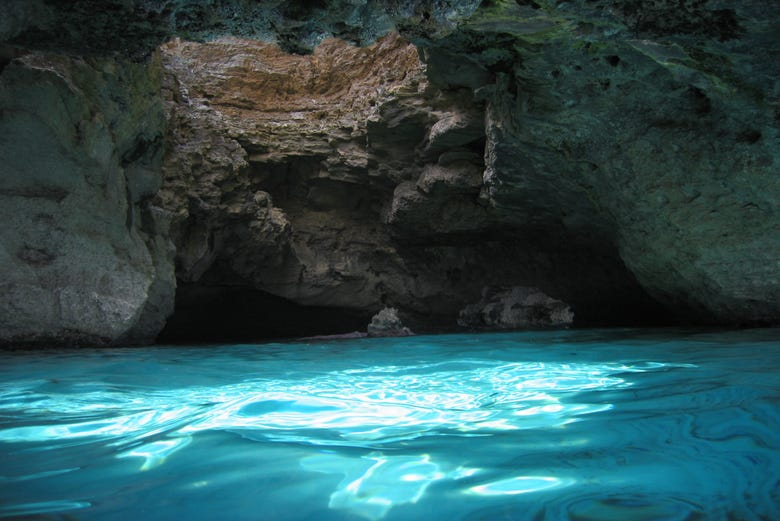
[1, 1, 779, 520]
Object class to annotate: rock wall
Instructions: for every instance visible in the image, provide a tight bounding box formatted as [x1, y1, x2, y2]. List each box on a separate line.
[435, 0, 780, 323]
[1, 0, 778, 346]
[0, 0, 481, 56]
[156, 32, 661, 337]
[0, 53, 174, 346]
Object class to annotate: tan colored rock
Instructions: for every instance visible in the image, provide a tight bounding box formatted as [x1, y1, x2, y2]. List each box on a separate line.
[156, 31, 667, 333]
[157, 33, 501, 319]
[160, 33, 427, 150]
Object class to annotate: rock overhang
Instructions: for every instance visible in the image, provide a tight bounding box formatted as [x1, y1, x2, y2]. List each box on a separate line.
[1, 0, 778, 347]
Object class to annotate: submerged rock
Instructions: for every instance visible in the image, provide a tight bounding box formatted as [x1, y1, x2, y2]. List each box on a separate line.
[458, 287, 574, 330]
[367, 307, 414, 337]
[300, 331, 368, 341]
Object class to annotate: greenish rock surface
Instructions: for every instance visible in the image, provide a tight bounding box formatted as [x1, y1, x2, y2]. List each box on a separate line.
[457, 0, 780, 323]
[1, 0, 481, 57]
[0, 53, 174, 346]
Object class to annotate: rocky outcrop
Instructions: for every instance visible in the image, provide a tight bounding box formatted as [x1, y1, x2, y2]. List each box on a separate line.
[155, 32, 661, 336]
[153, 0, 779, 328]
[367, 307, 414, 337]
[458, 287, 574, 330]
[449, 0, 780, 324]
[1, 0, 778, 346]
[156, 34, 436, 313]
[0, 53, 174, 346]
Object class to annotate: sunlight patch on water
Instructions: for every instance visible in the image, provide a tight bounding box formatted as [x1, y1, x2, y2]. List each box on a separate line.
[0, 361, 667, 449]
[0, 500, 91, 519]
[302, 453, 459, 520]
[0, 359, 691, 519]
[117, 436, 192, 471]
[468, 475, 575, 496]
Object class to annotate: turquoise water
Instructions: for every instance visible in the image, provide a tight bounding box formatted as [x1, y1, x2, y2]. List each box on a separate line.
[1, 329, 779, 521]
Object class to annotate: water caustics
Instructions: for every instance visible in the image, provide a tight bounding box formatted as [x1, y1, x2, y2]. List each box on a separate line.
[0, 360, 667, 446]
[0, 356, 689, 520]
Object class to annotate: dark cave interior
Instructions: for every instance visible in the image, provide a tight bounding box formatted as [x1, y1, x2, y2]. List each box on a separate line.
[158, 284, 373, 344]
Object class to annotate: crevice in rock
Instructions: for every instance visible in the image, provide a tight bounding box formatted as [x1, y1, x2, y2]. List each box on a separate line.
[120, 136, 162, 167]
[688, 85, 711, 115]
[515, 0, 542, 9]
[735, 129, 761, 144]
[124, 182, 134, 231]
[282, 0, 329, 22]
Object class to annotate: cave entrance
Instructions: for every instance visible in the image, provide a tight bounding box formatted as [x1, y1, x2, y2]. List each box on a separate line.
[157, 283, 372, 344]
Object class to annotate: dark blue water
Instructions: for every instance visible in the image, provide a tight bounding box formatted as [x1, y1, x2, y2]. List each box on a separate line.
[1, 329, 779, 521]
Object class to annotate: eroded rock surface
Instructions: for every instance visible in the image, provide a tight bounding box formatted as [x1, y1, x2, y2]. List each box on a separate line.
[458, 287, 574, 330]
[1, 0, 481, 56]
[2, 0, 778, 346]
[367, 307, 414, 337]
[157, 34, 437, 314]
[456, 0, 780, 323]
[156, 33, 658, 335]
[153, 0, 779, 328]
[0, 53, 174, 346]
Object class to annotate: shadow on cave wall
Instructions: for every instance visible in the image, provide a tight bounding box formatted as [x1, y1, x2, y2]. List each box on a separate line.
[158, 284, 373, 344]
[157, 243, 681, 345]
[158, 279, 680, 345]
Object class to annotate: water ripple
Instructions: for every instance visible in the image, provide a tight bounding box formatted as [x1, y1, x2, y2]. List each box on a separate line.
[0, 360, 673, 453]
[2, 338, 777, 521]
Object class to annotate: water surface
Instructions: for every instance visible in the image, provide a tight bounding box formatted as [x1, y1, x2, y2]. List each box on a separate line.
[1, 329, 779, 520]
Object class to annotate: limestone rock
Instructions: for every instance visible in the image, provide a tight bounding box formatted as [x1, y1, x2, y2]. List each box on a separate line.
[3, 0, 779, 346]
[458, 287, 574, 330]
[422, 110, 484, 158]
[156, 33, 431, 310]
[155, 31, 657, 333]
[0, 52, 174, 347]
[367, 307, 414, 337]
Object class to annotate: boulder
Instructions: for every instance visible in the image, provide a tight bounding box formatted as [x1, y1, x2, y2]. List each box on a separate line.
[367, 307, 414, 337]
[458, 287, 574, 330]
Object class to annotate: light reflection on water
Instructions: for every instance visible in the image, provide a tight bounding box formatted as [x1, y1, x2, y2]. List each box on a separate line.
[1, 330, 779, 521]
